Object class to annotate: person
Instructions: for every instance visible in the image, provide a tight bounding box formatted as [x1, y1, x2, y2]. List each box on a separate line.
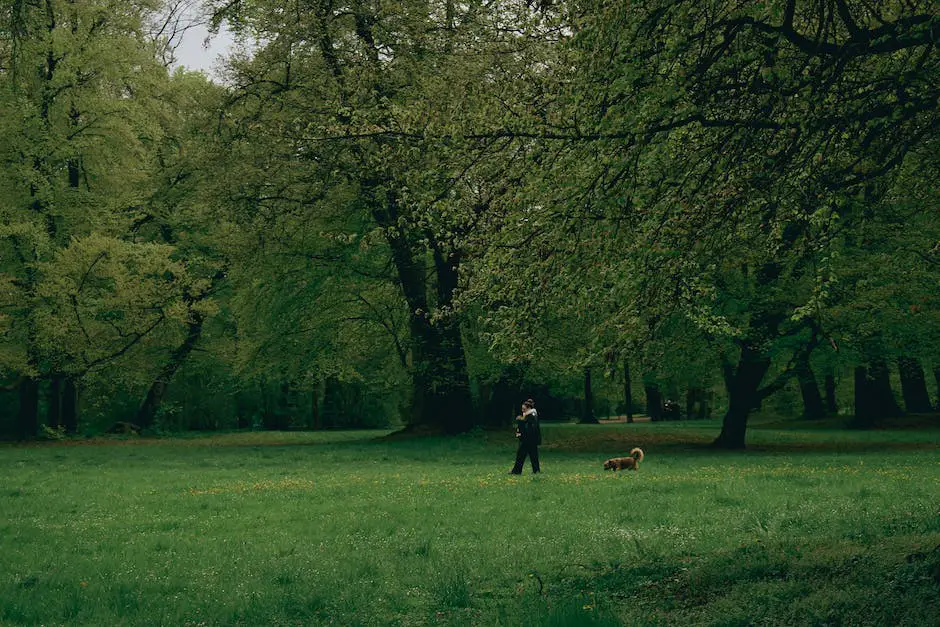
[663, 399, 680, 421]
[510, 398, 541, 474]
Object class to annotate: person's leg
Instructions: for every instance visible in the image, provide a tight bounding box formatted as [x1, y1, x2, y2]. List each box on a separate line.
[510, 442, 527, 474]
[530, 444, 540, 473]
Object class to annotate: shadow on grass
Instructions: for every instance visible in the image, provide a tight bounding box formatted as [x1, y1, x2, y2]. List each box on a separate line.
[4, 415, 938, 456]
[536, 422, 940, 455]
[530, 538, 940, 626]
[1, 428, 397, 449]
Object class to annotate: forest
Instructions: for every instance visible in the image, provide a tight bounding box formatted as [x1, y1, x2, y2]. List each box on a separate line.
[1, 0, 938, 447]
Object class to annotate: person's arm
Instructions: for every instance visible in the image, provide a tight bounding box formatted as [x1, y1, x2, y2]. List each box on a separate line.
[519, 411, 533, 439]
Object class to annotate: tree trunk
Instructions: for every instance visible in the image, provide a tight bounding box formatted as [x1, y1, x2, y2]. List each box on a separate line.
[824, 373, 838, 415]
[138, 379, 168, 429]
[686, 387, 709, 420]
[854, 361, 902, 427]
[483, 368, 525, 427]
[322, 376, 339, 428]
[685, 388, 694, 422]
[897, 356, 932, 413]
[853, 365, 876, 427]
[623, 359, 633, 423]
[236, 390, 250, 429]
[712, 246, 802, 447]
[61, 377, 78, 434]
[136, 312, 204, 428]
[429, 245, 474, 432]
[869, 359, 902, 417]
[714, 344, 772, 449]
[261, 379, 273, 428]
[18, 378, 39, 440]
[795, 353, 825, 419]
[698, 389, 712, 420]
[310, 382, 320, 430]
[934, 365, 940, 411]
[716, 400, 750, 450]
[406, 315, 474, 432]
[645, 383, 662, 422]
[385, 225, 474, 433]
[581, 366, 597, 423]
[48, 375, 63, 428]
[262, 380, 291, 430]
[275, 380, 291, 430]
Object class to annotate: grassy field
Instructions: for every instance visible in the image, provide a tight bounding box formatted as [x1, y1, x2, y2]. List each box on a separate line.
[1, 420, 938, 626]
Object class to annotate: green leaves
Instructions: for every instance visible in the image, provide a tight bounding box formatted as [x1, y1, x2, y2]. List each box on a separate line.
[34, 234, 189, 374]
[0, 1, 933, 434]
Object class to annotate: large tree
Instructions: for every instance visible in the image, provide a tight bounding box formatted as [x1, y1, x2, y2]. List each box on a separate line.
[465, 0, 938, 447]
[207, 0, 562, 432]
[0, 1, 211, 436]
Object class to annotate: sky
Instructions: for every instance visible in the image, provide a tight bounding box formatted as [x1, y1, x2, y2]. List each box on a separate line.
[169, 8, 236, 81]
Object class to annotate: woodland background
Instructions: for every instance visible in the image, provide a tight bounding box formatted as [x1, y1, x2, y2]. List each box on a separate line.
[1, 0, 937, 448]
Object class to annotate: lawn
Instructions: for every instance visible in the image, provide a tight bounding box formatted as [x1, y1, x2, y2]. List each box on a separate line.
[1, 420, 938, 626]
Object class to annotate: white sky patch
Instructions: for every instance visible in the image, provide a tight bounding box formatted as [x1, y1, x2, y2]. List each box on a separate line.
[155, 1, 236, 81]
[172, 20, 235, 80]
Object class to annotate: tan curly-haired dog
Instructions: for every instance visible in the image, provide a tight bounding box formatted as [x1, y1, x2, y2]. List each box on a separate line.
[603, 447, 644, 471]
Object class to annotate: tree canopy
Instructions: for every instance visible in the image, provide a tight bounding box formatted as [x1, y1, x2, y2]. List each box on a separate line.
[1, 0, 936, 445]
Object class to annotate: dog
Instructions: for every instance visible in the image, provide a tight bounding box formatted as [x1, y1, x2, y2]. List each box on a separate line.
[603, 447, 644, 471]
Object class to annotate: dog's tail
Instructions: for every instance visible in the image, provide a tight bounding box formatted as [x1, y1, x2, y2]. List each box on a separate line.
[630, 447, 644, 463]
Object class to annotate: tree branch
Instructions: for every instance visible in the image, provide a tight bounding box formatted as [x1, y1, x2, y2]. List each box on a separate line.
[716, 12, 937, 57]
[833, 0, 863, 39]
[756, 323, 822, 401]
[81, 312, 167, 373]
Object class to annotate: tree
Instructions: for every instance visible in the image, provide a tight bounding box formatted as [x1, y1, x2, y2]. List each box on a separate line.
[581, 366, 596, 423]
[824, 147, 940, 424]
[125, 70, 230, 429]
[0, 0, 198, 436]
[206, 0, 566, 432]
[464, 0, 938, 447]
[623, 358, 634, 422]
[897, 356, 932, 413]
[795, 348, 826, 419]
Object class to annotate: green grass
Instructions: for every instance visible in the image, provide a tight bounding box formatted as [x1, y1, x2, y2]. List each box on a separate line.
[1, 420, 938, 626]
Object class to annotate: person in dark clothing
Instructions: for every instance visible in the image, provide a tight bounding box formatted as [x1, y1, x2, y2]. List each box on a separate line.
[663, 399, 681, 421]
[510, 398, 541, 474]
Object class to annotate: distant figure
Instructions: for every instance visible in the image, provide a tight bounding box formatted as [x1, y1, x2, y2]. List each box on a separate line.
[510, 398, 541, 474]
[663, 399, 680, 421]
